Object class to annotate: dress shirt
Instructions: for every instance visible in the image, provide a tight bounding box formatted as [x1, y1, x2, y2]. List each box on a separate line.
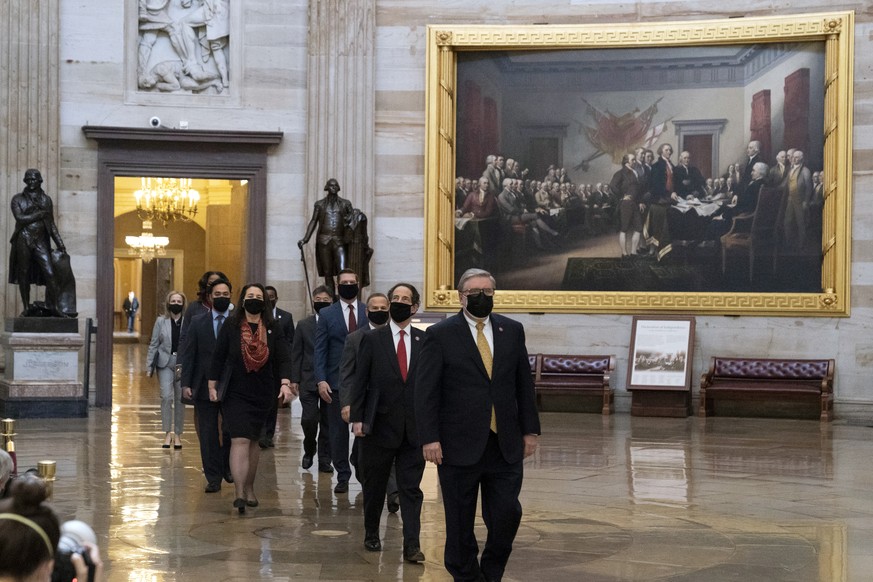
[389, 319, 412, 371]
[212, 309, 229, 337]
[463, 311, 493, 355]
[342, 300, 357, 332]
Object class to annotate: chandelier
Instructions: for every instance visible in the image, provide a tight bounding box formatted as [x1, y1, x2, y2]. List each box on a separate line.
[134, 177, 200, 225]
[126, 221, 169, 263]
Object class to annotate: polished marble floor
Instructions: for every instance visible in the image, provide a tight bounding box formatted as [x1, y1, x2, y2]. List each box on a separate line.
[9, 343, 873, 581]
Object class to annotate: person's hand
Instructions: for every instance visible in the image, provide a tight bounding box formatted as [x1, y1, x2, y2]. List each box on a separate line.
[208, 380, 218, 402]
[352, 422, 364, 437]
[341, 405, 350, 423]
[318, 381, 332, 403]
[279, 384, 296, 405]
[670, 192, 680, 202]
[423, 442, 442, 465]
[70, 541, 104, 582]
[731, 195, 738, 206]
[290, 382, 300, 394]
[182, 387, 193, 400]
[146, 368, 154, 378]
[297, 239, 305, 249]
[523, 434, 539, 459]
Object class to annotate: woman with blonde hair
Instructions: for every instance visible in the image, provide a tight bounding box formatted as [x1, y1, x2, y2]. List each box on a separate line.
[147, 290, 187, 449]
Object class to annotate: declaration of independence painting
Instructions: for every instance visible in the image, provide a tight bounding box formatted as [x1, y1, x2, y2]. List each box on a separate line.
[452, 42, 826, 295]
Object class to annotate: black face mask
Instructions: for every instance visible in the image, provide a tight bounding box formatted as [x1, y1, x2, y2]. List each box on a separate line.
[389, 302, 412, 323]
[244, 298, 265, 315]
[367, 310, 390, 326]
[338, 283, 359, 300]
[212, 297, 231, 313]
[167, 303, 184, 315]
[313, 301, 331, 314]
[465, 293, 493, 319]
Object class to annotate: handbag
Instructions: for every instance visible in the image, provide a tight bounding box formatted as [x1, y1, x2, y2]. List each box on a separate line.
[213, 361, 234, 403]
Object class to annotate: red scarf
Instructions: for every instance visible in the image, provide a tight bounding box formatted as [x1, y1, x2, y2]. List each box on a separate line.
[240, 319, 269, 372]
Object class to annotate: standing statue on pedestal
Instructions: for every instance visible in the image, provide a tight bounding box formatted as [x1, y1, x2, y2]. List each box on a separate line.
[8, 169, 77, 318]
[298, 178, 372, 292]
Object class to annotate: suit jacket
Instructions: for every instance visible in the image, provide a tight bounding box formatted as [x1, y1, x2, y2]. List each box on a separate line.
[273, 307, 295, 347]
[649, 158, 676, 204]
[609, 166, 643, 202]
[674, 164, 705, 198]
[350, 324, 424, 448]
[415, 311, 540, 466]
[179, 311, 221, 401]
[736, 178, 764, 215]
[290, 314, 317, 392]
[337, 325, 378, 409]
[146, 315, 183, 371]
[314, 299, 367, 390]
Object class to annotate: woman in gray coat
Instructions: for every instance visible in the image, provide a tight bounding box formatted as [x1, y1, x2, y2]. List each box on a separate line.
[147, 290, 187, 448]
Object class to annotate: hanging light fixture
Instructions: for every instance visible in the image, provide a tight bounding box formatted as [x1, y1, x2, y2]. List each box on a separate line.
[126, 220, 169, 263]
[133, 177, 200, 225]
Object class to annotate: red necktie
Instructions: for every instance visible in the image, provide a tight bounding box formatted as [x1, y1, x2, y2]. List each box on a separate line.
[665, 162, 674, 192]
[348, 304, 357, 332]
[397, 329, 408, 382]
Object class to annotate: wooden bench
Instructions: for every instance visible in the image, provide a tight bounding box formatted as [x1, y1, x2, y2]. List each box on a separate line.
[530, 353, 615, 415]
[699, 357, 834, 421]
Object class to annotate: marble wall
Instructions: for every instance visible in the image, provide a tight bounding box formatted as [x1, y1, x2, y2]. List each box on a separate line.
[1, 1, 872, 416]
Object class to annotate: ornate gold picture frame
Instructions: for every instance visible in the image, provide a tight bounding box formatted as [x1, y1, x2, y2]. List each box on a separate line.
[424, 12, 853, 316]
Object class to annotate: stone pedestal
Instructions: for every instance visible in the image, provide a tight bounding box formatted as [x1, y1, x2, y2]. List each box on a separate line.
[0, 318, 85, 417]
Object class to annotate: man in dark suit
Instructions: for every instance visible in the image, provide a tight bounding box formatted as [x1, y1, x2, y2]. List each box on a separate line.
[347, 285, 424, 560]
[291, 286, 334, 472]
[647, 143, 679, 256]
[260, 285, 296, 449]
[180, 278, 233, 493]
[740, 140, 764, 191]
[674, 150, 705, 199]
[337, 293, 398, 509]
[416, 268, 541, 582]
[314, 268, 367, 493]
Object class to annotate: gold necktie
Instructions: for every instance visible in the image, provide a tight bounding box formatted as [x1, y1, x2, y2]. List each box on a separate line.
[476, 321, 497, 433]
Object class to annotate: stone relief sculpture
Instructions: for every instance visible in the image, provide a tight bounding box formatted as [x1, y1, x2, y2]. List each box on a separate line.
[8, 169, 77, 318]
[137, 0, 229, 94]
[298, 179, 373, 291]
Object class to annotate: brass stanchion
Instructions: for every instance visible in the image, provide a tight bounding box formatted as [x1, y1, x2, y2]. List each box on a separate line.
[1, 418, 17, 476]
[37, 460, 57, 498]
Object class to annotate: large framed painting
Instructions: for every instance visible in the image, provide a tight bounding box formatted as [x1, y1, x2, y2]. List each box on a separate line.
[424, 12, 854, 316]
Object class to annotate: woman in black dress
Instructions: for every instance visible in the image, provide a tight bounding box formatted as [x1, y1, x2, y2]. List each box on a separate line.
[208, 283, 295, 512]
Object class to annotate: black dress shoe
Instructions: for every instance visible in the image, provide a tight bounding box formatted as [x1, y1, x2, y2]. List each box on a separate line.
[403, 545, 425, 563]
[258, 439, 269, 449]
[387, 492, 400, 513]
[224, 472, 234, 484]
[364, 534, 381, 552]
[301, 454, 314, 470]
[246, 499, 259, 507]
[204, 482, 220, 493]
[318, 462, 334, 473]
[334, 480, 349, 494]
[233, 497, 246, 514]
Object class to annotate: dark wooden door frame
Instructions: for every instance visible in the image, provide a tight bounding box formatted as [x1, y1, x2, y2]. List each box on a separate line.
[82, 126, 283, 407]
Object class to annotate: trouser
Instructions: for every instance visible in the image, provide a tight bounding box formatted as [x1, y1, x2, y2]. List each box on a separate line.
[157, 354, 184, 434]
[359, 434, 424, 546]
[326, 392, 351, 482]
[193, 399, 231, 484]
[300, 388, 331, 465]
[438, 432, 524, 582]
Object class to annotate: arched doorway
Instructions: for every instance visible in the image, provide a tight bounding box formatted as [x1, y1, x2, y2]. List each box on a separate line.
[83, 126, 282, 407]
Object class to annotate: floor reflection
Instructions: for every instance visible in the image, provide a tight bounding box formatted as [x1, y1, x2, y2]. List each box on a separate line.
[7, 345, 872, 580]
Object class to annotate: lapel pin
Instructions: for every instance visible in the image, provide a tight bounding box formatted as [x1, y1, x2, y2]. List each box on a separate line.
[498, 327, 504, 332]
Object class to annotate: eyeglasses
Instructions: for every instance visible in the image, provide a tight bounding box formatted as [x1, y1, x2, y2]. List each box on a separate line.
[461, 288, 495, 297]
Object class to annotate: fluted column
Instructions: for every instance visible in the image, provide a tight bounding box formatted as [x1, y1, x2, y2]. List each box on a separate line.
[305, 0, 375, 228]
[0, 0, 61, 317]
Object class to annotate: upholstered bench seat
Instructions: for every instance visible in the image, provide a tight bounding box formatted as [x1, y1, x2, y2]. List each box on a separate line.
[530, 353, 615, 414]
[699, 357, 834, 421]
